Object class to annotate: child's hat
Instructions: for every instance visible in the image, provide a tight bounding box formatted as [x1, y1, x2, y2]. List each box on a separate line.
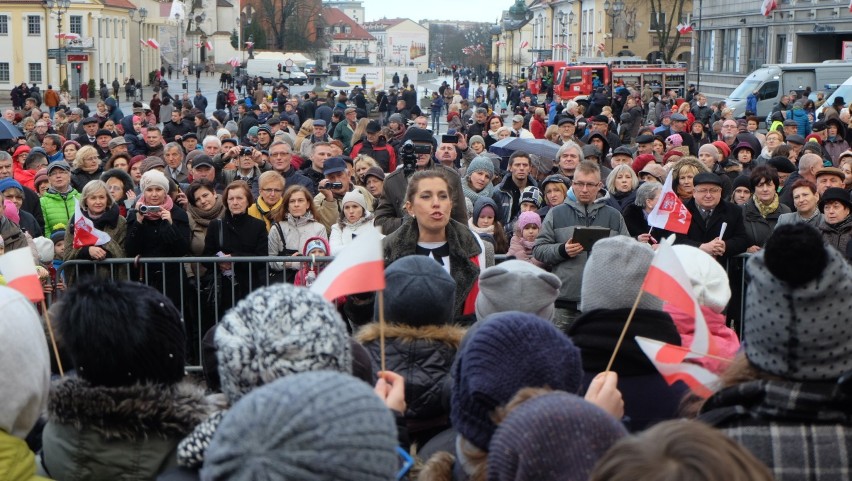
[304, 239, 327, 255]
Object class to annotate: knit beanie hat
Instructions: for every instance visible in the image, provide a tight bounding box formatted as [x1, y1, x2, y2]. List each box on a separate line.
[469, 135, 486, 146]
[581, 236, 661, 312]
[216, 283, 352, 404]
[200, 371, 398, 481]
[451, 312, 583, 450]
[139, 169, 170, 192]
[515, 210, 541, 233]
[0, 286, 50, 439]
[666, 133, 683, 147]
[0, 178, 23, 194]
[732, 174, 753, 192]
[671, 245, 731, 313]
[520, 186, 543, 209]
[304, 238, 327, 255]
[34, 168, 49, 189]
[475, 260, 561, 321]
[342, 190, 369, 213]
[698, 143, 721, 163]
[379, 255, 456, 327]
[712, 140, 732, 159]
[744, 224, 852, 381]
[467, 155, 496, 178]
[55, 280, 186, 387]
[487, 391, 627, 481]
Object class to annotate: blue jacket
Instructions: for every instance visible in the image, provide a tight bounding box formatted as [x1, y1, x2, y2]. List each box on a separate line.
[788, 107, 811, 137]
[746, 93, 758, 115]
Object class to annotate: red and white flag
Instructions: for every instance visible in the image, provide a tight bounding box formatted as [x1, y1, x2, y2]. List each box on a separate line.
[140, 39, 148, 48]
[519, 40, 529, 49]
[849, 0, 852, 13]
[205, 41, 213, 51]
[245, 41, 254, 49]
[597, 42, 607, 52]
[309, 228, 385, 301]
[147, 38, 160, 49]
[677, 23, 694, 34]
[641, 240, 712, 357]
[72, 200, 111, 249]
[0, 248, 44, 303]
[647, 171, 692, 234]
[635, 337, 720, 398]
[761, 0, 778, 16]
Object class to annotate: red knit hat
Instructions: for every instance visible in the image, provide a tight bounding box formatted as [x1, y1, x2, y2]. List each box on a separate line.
[712, 141, 731, 159]
[663, 150, 684, 164]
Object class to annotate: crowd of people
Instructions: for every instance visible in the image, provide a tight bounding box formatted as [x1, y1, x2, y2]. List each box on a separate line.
[2, 69, 852, 480]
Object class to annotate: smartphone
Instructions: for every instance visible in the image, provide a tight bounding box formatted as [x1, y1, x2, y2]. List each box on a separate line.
[441, 134, 459, 144]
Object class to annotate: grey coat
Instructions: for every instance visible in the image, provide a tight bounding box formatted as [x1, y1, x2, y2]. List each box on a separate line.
[533, 197, 629, 303]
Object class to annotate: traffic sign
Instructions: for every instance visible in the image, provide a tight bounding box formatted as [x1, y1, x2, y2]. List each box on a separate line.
[67, 54, 88, 61]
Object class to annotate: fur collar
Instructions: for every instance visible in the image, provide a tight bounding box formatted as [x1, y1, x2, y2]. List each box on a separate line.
[48, 378, 211, 441]
[355, 323, 466, 347]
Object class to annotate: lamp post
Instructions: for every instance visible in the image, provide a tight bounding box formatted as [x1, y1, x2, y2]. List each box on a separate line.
[129, 8, 147, 100]
[603, 0, 624, 56]
[45, 0, 71, 91]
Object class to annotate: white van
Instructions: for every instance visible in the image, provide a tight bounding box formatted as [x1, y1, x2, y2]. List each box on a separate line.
[815, 75, 852, 118]
[725, 61, 852, 119]
[245, 59, 308, 85]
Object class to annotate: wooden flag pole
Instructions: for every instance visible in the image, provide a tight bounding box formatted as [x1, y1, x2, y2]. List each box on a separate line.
[41, 299, 64, 376]
[378, 289, 387, 373]
[605, 289, 644, 373]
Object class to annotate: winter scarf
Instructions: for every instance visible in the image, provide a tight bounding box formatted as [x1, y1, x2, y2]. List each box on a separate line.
[461, 177, 495, 206]
[186, 196, 225, 228]
[136, 194, 174, 221]
[467, 217, 495, 235]
[754, 193, 780, 218]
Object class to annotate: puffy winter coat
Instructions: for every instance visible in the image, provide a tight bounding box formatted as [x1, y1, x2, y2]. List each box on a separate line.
[40, 189, 80, 237]
[267, 212, 327, 272]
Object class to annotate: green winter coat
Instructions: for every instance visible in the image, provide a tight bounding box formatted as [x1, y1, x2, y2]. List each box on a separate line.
[39, 189, 80, 237]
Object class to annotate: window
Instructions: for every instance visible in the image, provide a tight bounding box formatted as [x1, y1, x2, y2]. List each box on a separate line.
[114, 18, 117, 38]
[748, 27, 767, 72]
[28, 63, 42, 83]
[721, 29, 741, 73]
[0, 15, 8, 35]
[70, 15, 82, 35]
[699, 30, 715, 72]
[649, 12, 666, 31]
[0, 63, 9, 83]
[775, 34, 787, 64]
[121, 19, 125, 39]
[105, 18, 109, 38]
[27, 15, 40, 36]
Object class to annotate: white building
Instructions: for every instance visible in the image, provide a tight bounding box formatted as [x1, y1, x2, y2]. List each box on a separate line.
[364, 18, 428, 69]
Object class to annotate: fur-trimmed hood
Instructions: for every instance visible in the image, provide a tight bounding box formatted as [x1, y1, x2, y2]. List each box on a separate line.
[47, 378, 211, 441]
[355, 323, 466, 347]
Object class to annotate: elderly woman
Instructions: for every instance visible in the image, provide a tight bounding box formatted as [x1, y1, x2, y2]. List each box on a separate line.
[105, 153, 131, 173]
[776, 179, 822, 228]
[605, 164, 639, 211]
[383, 169, 489, 324]
[670, 156, 710, 202]
[101, 168, 136, 217]
[756, 130, 784, 164]
[63, 179, 127, 284]
[744, 165, 792, 253]
[70, 145, 105, 192]
[622, 181, 663, 242]
[247, 170, 285, 231]
[461, 155, 496, 206]
[817, 187, 852, 256]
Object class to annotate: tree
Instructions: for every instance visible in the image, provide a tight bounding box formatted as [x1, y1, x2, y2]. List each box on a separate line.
[244, 18, 268, 50]
[646, 0, 690, 63]
[230, 28, 238, 49]
[256, 0, 321, 51]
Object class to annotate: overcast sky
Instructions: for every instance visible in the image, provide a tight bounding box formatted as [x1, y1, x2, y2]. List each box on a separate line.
[361, 0, 510, 23]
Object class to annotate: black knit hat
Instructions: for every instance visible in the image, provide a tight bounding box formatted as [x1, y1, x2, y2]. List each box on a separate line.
[378, 255, 456, 327]
[732, 174, 752, 192]
[56, 279, 186, 387]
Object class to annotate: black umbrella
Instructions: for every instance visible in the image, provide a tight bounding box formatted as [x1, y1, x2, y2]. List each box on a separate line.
[327, 79, 351, 88]
[0, 119, 23, 141]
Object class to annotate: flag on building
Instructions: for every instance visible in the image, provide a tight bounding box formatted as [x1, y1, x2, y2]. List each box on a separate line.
[635, 337, 720, 398]
[147, 38, 160, 49]
[0, 248, 44, 303]
[205, 41, 213, 51]
[495, 41, 506, 47]
[72, 200, 111, 249]
[140, 39, 148, 48]
[647, 171, 692, 234]
[597, 42, 606, 52]
[677, 23, 694, 34]
[519, 40, 529, 49]
[760, 0, 778, 16]
[309, 228, 385, 301]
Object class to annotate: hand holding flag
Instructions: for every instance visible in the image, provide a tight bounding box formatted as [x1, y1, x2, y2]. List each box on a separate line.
[309, 228, 385, 301]
[72, 200, 112, 250]
[647, 171, 692, 234]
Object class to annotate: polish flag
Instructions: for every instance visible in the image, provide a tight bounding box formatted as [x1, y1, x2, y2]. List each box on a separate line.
[647, 171, 692, 234]
[641, 240, 712, 357]
[495, 41, 506, 47]
[849, 0, 851, 12]
[519, 40, 529, 49]
[205, 41, 213, 51]
[72, 200, 111, 249]
[635, 337, 720, 398]
[147, 38, 160, 49]
[245, 41, 254, 49]
[0, 248, 44, 303]
[760, 0, 778, 16]
[140, 39, 148, 48]
[677, 23, 694, 34]
[309, 228, 385, 301]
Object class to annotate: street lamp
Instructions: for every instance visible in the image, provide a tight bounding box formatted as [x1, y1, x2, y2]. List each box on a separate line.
[129, 7, 147, 100]
[604, 0, 624, 56]
[45, 0, 71, 92]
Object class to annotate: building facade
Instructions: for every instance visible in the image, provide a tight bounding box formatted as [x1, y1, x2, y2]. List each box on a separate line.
[365, 18, 429, 69]
[691, 0, 852, 100]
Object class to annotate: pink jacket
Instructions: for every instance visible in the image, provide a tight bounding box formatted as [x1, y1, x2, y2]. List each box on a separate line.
[506, 235, 545, 268]
[664, 304, 741, 374]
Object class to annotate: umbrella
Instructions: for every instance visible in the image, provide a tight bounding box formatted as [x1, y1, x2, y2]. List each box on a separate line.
[327, 79, 351, 88]
[490, 137, 560, 160]
[0, 119, 23, 141]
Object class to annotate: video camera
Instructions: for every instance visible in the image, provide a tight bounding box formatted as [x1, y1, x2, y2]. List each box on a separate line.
[399, 140, 433, 175]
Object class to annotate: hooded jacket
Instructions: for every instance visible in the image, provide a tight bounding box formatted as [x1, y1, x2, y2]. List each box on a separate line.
[119, 115, 147, 156]
[533, 196, 629, 304]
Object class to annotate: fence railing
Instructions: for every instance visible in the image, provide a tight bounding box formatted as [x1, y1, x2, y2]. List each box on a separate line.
[49, 253, 751, 372]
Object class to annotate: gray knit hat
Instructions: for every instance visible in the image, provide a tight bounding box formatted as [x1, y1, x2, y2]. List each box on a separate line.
[200, 371, 398, 481]
[466, 155, 496, 178]
[475, 260, 561, 321]
[487, 391, 627, 481]
[379, 255, 457, 327]
[744, 224, 852, 381]
[580, 236, 662, 312]
[216, 284, 352, 403]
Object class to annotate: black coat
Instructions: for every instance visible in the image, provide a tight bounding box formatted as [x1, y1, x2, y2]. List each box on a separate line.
[202, 212, 267, 306]
[742, 198, 791, 248]
[675, 198, 749, 260]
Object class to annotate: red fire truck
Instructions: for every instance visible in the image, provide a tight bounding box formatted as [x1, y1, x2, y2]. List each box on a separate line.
[528, 60, 568, 95]
[552, 63, 687, 105]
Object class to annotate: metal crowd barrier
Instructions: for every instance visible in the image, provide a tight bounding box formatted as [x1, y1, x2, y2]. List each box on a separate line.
[50, 253, 751, 372]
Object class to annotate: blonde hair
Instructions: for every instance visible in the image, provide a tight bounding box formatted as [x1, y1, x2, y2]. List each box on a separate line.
[351, 118, 371, 148]
[74, 145, 100, 170]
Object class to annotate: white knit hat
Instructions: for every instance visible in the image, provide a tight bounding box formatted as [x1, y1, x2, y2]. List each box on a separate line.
[671, 244, 731, 313]
[342, 190, 369, 213]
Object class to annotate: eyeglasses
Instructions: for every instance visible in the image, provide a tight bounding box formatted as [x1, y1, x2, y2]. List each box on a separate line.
[261, 188, 284, 194]
[573, 181, 600, 190]
[694, 188, 722, 195]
